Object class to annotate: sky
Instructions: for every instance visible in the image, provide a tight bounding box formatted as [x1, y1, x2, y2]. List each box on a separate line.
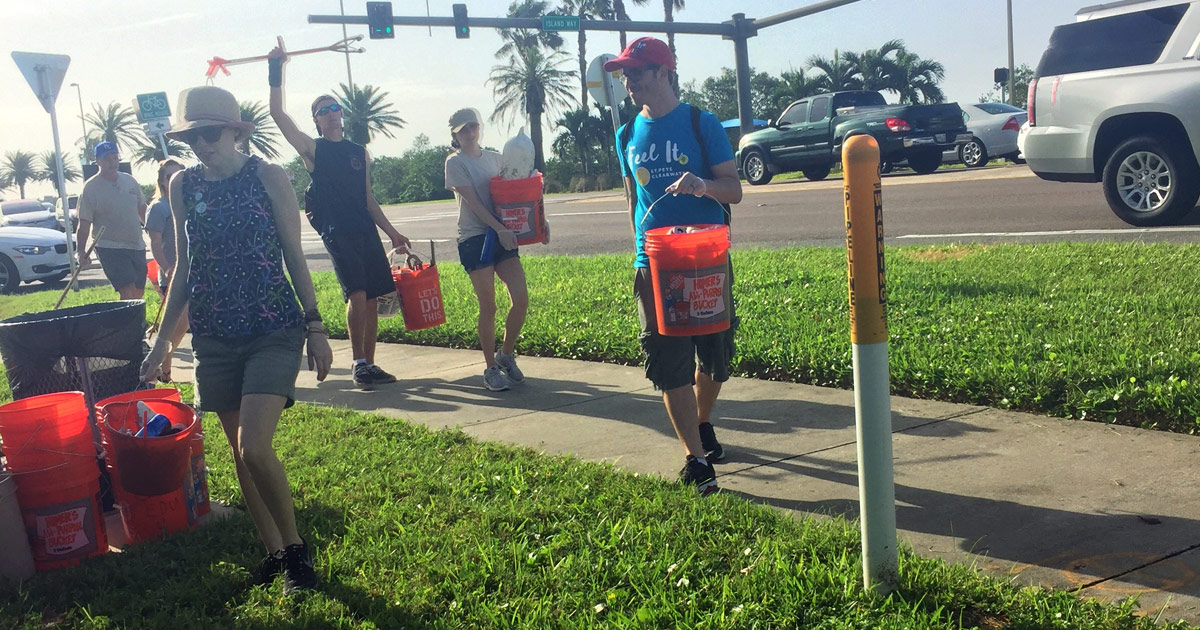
[2, 0, 1083, 200]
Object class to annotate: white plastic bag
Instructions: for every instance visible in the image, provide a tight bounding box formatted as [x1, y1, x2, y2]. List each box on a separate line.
[499, 127, 536, 180]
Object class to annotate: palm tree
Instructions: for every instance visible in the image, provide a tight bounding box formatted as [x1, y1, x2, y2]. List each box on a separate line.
[496, 0, 564, 60]
[128, 135, 192, 166]
[238, 100, 282, 159]
[489, 46, 578, 173]
[0, 151, 41, 199]
[37, 151, 81, 186]
[335, 83, 405, 146]
[844, 40, 905, 94]
[807, 50, 862, 93]
[558, 0, 614, 111]
[662, 0, 685, 63]
[890, 50, 946, 104]
[612, 0, 650, 49]
[556, 108, 596, 178]
[83, 102, 142, 153]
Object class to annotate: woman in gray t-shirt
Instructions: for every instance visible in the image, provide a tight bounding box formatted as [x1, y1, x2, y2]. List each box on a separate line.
[443, 107, 544, 392]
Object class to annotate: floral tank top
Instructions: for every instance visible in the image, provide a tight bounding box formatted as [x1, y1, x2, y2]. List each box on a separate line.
[181, 156, 303, 338]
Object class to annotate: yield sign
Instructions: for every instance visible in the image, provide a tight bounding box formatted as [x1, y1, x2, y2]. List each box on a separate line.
[12, 51, 71, 114]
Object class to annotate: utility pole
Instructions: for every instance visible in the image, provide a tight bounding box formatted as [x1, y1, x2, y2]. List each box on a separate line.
[70, 82, 87, 164]
[1007, 0, 1015, 105]
[340, 0, 355, 89]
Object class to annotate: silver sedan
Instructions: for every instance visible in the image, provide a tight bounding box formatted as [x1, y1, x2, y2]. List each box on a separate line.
[943, 103, 1028, 168]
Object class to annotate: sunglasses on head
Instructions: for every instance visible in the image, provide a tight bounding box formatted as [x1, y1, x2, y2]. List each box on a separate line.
[179, 126, 227, 146]
[315, 103, 342, 116]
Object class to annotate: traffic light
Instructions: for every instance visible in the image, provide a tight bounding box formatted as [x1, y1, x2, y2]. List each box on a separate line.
[367, 1, 394, 39]
[453, 4, 469, 39]
[993, 67, 1009, 84]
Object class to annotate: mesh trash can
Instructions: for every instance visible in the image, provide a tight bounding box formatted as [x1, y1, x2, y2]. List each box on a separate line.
[0, 300, 148, 510]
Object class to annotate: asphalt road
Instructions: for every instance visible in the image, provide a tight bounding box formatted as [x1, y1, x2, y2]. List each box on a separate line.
[331, 164, 1200, 270]
[57, 164, 1200, 288]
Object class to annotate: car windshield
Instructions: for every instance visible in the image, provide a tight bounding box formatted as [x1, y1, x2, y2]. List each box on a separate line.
[975, 103, 1024, 115]
[1, 201, 46, 215]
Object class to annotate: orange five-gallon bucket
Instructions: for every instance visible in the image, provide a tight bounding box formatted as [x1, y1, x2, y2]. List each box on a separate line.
[98, 399, 199, 497]
[489, 173, 546, 246]
[393, 250, 446, 331]
[643, 224, 732, 337]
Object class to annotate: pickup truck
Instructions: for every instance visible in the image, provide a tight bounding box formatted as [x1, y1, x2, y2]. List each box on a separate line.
[735, 90, 972, 185]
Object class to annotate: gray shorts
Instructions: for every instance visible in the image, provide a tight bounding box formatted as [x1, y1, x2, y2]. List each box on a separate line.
[634, 266, 737, 391]
[192, 326, 305, 413]
[96, 247, 147, 291]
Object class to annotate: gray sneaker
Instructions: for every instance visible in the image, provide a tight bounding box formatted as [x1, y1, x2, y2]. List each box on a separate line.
[495, 352, 525, 383]
[483, 365, 510, 391]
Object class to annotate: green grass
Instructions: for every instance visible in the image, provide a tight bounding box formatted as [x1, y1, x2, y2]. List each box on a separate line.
[8, 242, 1199, 432]
[1, 405, 1191, 629]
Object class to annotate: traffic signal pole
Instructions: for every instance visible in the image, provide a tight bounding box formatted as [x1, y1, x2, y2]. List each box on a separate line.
[311, 1, 869, 136]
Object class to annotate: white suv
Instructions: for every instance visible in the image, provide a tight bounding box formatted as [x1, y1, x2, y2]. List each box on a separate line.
[1024, 0, 1200, 225]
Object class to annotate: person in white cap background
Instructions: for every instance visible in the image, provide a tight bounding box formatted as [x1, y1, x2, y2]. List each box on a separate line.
[76, 140, 148, 300]
[141, 85, 333, 594]
[444, 107, 535, 392]
[267, 42, 411, 391]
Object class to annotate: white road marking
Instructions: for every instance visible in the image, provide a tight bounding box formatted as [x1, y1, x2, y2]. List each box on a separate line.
[896, 227, 1200, 239]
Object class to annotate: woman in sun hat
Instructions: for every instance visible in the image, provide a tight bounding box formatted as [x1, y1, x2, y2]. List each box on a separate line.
[444, 107, 543, 392]
[140, 85, 333, 594]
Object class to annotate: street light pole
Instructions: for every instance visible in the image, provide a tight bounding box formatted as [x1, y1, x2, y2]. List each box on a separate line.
[339, 0, 355, 90]
[69, 82, 87, 164]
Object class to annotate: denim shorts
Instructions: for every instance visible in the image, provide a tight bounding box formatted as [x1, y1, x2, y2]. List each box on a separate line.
[634, 265, 737, 391]
[192, 326, 305, 413]
[458, 232, 519, 273]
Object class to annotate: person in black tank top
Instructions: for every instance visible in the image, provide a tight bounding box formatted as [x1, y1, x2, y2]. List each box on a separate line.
[268, 43, 411, 391]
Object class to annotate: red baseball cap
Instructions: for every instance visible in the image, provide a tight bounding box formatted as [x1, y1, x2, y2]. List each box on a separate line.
[604, 37, 675, 72]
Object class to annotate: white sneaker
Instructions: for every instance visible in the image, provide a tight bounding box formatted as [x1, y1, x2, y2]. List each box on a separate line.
[495, 352, 525, 383]
[483, 365, 510, 391]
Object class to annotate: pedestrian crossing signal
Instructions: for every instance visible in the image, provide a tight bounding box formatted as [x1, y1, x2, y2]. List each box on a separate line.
[367, 1, 394, 39]
[453, 4, 469, 39]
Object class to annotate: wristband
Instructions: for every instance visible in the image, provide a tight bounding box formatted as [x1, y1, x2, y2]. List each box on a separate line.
[268, 58, 283, 87]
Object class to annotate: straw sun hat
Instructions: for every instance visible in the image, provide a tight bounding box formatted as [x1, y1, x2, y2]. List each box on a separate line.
[164, 86, 255, 141]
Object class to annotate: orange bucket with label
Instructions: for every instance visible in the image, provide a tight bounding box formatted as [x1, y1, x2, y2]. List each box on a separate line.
[12, 454, 107, 571]
[392, 247, 446, 331]
[643, 224, 732, 337]
[489, 173, 545, 246]
[98, 399, 199, 497]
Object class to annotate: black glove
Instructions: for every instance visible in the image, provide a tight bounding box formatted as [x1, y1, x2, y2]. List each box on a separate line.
[268, 57, 282, 88]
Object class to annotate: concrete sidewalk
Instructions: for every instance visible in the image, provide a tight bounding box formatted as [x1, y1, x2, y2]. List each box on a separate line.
[172, 338, 1200, 623]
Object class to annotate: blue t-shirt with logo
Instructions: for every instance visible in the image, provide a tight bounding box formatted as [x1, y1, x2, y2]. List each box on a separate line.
[617, 102, 733, 268]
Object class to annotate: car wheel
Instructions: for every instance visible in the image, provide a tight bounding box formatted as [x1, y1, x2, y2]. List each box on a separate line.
[0, 255, 20, 294]
[1102, 135, 1200, 226]
[879, 159, 894, 174]
[802, 164, 831, 181]
[907, 149, 943, 174]
[959, 138, 988, 168]
[742, 149, 773, 186]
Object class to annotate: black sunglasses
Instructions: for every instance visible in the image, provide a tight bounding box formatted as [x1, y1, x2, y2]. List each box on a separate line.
[621, 65, 660, 82]
[179, 126, 227, 146]
[315, 103, 343, 116]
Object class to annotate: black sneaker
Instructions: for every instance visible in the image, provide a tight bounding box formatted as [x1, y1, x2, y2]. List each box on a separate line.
[679, 455, 718, 496]
[353, 363, 374, 391]
[282, 539, 317, 594]
[255, 549, 285, 585]
[366, 364, 397, 384]
[698, 422, 725, 463]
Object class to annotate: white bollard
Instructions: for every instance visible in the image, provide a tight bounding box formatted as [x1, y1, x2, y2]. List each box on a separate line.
[842, 135, 898, 593]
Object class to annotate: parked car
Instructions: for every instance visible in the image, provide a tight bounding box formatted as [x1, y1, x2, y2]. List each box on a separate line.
[0, 199, 60, 231]
[1024, 0, 1200, 226]
[1016, 120, 1030, 161]
[0, 226, 71, 293]
[736, 90, 970, 184]
[942, 103, 1027, 167]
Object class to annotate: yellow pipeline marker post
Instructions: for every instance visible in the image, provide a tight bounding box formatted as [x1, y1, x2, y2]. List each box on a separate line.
[842, 135, 898, 593]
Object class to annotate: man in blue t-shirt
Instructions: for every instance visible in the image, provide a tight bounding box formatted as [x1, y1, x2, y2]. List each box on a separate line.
[608, 37, 743, 496]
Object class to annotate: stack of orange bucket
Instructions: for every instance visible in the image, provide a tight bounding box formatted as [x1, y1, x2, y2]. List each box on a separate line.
[0, 391, 108, 571]
[96, 389, 208, 545]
